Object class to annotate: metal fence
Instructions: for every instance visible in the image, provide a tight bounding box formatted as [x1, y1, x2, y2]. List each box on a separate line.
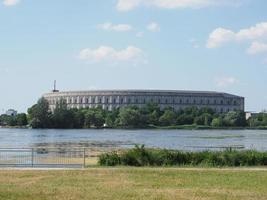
[0, 148, 87, 168]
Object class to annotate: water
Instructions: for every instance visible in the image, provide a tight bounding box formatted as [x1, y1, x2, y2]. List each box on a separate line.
[0, 128, 267, 151]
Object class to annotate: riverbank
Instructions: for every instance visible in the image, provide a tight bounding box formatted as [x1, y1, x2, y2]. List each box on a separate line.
[0, 168, 266, 200]
[1, 125, 267, 130]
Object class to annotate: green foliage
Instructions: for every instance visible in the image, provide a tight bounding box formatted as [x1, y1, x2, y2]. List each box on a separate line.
[118, 107, 142, 127]
[223, 111, 247, 127]
[98, 152, 121, 166]
[98, 146, 267, 167]
[248, 112, 267, 127]
[120, 145, 152, 166]
[27, 97, 51, 128]
[84, 108, 105, 128]
[25, 98, 252, 129]
[16, 113, 28, 126]
[159, 110, 176, 126]
[211, 117, 224, 127]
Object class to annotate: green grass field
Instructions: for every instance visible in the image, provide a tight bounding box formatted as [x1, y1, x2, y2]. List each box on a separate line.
[0, 168, 267, 200]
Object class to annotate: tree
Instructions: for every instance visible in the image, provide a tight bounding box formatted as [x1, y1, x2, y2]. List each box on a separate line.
[27, 97, 51, 128]
[52, 99, 75, 128]
[159, 110, 176, 126]
[73, 109, 86, 128]
[84, 109, 105, 128]
[16, 113, 28, 126]
[84, 110, 95, 128]
[177, 114, 194, 125]
[148, 110, 160, 125]
[119, 107, 142, 127]
[94, 110, 105, 128]
[211, 117, 223, 127]
[223, 111, 247, 127]
[105, 110, 119, 128]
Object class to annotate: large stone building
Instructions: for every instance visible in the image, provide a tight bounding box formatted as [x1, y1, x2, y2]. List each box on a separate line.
[43, 90, 245, 113]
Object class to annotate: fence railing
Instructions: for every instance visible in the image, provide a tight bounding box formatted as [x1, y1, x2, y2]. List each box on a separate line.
[0, 148, 87, 168]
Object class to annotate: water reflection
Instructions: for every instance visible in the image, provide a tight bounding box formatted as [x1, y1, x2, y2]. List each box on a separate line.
[0, 128, 267, 151]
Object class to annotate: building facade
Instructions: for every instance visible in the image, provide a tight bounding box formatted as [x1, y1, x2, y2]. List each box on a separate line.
[43, 90, 245, 113]
[5, 109, 17, 117]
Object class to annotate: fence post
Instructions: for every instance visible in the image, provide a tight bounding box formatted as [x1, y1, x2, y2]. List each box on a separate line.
[83, 148, 86, 168]
[31, 148, 34, 167]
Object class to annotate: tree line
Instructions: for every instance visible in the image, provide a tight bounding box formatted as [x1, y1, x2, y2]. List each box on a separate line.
[0, 113, 28, 127]
[1, 97, 266, 129]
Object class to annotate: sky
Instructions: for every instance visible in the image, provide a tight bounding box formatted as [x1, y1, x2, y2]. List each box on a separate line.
[0, 0, 267, 113]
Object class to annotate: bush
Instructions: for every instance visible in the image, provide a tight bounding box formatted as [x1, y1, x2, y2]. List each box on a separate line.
[98, 152, 121, 166]
[98, 146, 267, 167]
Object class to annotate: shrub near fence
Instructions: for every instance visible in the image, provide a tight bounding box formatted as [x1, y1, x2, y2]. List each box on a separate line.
[98, 145, 267, 167]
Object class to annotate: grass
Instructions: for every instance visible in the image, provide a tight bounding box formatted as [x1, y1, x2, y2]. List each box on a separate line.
[0, 168, 267, 200]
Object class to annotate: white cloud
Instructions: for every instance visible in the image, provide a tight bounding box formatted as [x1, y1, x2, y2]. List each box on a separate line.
[97, 23, 133, 32]
[79, 46, 144, 64]
[207, 22, 267, 48]
[247, 42, 267, 55]
[116, 0, 241, 11]
[117, 0, 142, 11]
[3, 0, 20, 6]
[215, 76, 239, 87]
[147, 22, 160, 32]
[206, 28, 235, 48]
[236, 22, 267, 41]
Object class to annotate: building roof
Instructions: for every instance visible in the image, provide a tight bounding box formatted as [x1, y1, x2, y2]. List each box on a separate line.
[43, 89, 244, 99]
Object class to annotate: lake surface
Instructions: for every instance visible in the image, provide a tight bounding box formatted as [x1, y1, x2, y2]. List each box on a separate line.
[1, 128, 267, 151]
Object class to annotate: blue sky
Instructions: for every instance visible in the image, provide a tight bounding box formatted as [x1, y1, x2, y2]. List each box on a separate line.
[0, 0, 267, 113]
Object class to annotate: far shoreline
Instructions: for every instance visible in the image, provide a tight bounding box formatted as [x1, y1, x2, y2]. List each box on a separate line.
[1, 125, 267, 130]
